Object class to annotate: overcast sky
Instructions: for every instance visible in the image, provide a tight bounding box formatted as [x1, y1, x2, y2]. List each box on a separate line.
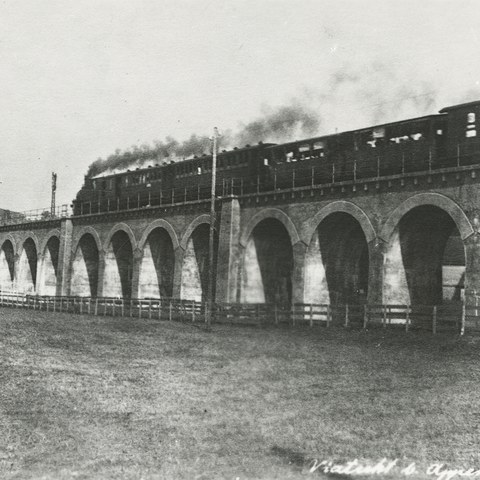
[1, 0, 479, 211]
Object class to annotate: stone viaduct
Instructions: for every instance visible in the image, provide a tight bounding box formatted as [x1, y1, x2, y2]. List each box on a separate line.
[1, 164, 480, 307]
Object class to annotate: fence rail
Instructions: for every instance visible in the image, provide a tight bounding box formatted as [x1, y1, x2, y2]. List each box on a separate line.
[1, 293, 480, 335]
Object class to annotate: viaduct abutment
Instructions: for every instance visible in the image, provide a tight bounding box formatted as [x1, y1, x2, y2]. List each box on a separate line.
[1, 167, 480, 307]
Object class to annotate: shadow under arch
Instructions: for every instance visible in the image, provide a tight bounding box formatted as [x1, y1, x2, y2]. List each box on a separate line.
[381, 195, 469, 305]
[71, 232, 101, 297]
[138, 225, 176, 299]
[17, 236, 39, 293]
[0, 238, 15, 289]
[240, 217, 294, 304]
[39, 234, 61, 295]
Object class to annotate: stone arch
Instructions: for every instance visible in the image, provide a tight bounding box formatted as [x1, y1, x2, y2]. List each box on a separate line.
[71, 229, 102, 297]
[39, 229, 61, 256]
[103, 224, 136, 298]
[180, 215, 211, 251]
[380, 193, 473, 242]
[300, 201, 377, 246]
[16, 234, 40, 293]
[0, 234, 17, 257]
[302, 203, 372, 305]
[179, 216, 213, 301]
[239, 208, 300, 248]
[381, 194, 469, 305]
[103, 223, 137, 252]
[0, 234, 16, 289]
[71, 226, 103, 256]
[38, 230, 61, 295]
[239, 216, 296, 304]
[16, 232, 40, 258]
[138, 219, 179, 252]
[137, 220, 177, 299]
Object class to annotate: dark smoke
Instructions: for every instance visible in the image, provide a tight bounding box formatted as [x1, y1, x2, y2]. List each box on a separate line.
[86, 100, 321, 177]
[232, 102, 321, 146]
[86, 134, 212, 177]
[86, 62, 441, 178]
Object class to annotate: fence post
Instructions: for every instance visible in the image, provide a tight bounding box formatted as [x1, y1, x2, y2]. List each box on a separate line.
[344, 304, 349, 327]
[309, 304, 313, 327]
[405, 306, 410, 332]
[432, 305, 437, 335]
[169, 301, 172, 321]
[138, 301, 141, 319]
[158, 300, 161, 320]
[80, 299, 83, 314]
[122, 299, 125, 317]
[53, 297, 56, 312]
[130, 299, 133, 318]
[95, 298, 98, 316]
[149, 300, 152, 320]
[192, 301, 195, 323]
[363, 304, 368, 329]
[326, 305, 331, 328]
[291, 304, 295, 326]
[383, 305, 387, 328]
[461, 302, 466, 336]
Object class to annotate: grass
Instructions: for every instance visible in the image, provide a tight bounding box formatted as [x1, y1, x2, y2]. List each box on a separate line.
[1, 309, 480, 479]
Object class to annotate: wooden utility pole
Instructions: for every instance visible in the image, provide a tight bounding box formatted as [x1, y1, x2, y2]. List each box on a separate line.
[51, 172, 57, 216]
[205, 127, 220, 329]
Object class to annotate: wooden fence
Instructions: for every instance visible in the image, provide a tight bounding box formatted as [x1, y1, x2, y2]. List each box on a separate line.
[1, 292, 480, 335]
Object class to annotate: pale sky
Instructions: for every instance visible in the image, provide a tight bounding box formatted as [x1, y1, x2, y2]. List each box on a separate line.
[1, 0, 479, 211]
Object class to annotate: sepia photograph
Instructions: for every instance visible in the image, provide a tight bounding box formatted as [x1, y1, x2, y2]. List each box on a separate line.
[1, 1, 480, 478]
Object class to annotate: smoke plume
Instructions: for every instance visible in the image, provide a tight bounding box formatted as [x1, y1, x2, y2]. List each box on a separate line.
[232, 102, 321, 146]
[86, 100, 321, 177]
[86, 61, 440, 178]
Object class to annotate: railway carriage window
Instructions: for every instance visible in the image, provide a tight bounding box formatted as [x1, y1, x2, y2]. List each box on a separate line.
[436, 129, 443, 135]
[286, 151, 294, 162]
[468, 113, 476, 123]
[410, 133, 423, 141]
[373, 127, 385, 139]
[299, 143, 310, 160]
[312, 141, 325, 157]
[197, 166, 202, 175]
[264, 158, 269, 166]
[466, 129, 477, 138]
[92, 180, 97, 190]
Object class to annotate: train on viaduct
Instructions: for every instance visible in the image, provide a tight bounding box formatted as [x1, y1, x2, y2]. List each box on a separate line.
[1, 99, 480, 309]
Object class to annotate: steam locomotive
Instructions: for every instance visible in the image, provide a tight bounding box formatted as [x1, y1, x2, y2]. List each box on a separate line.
[72, 100, 480, 215]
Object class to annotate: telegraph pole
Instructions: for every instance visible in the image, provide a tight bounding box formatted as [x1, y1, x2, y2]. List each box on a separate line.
[205, 127, 220, 330]
[51, 172, 57, 216]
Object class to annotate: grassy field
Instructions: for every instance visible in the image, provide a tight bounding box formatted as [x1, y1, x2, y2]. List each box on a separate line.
[1, 309, 480, 479]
